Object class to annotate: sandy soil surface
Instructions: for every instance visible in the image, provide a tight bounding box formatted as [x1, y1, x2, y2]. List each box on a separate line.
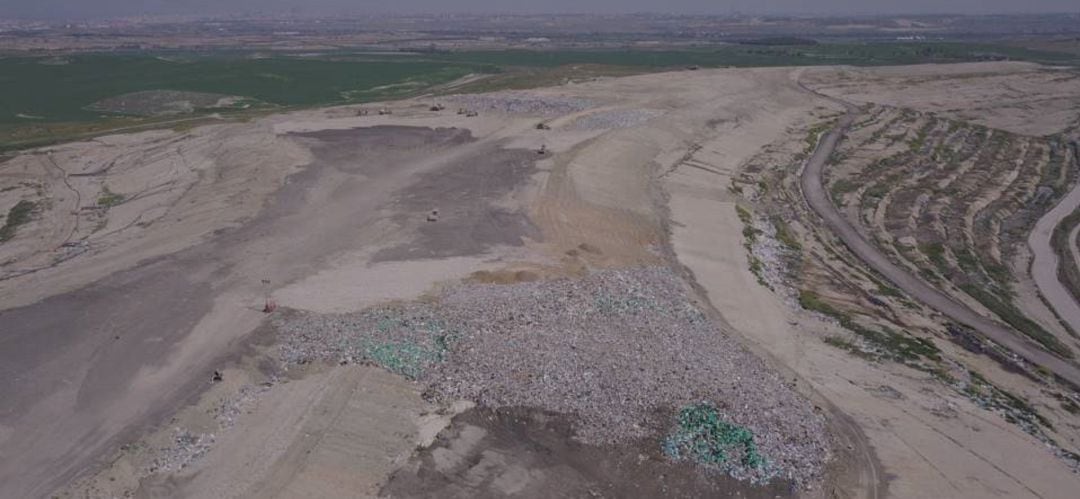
[803, 62, 1080, 136]
[382, 407, 796, 498]
[2, 62, 1079, 499]
[2, 110, 547, 498]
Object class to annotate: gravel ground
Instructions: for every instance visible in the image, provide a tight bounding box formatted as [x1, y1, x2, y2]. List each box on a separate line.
[275, 267, 829, 486]
[566, 109, 662, 131]
[446, 92, 593, 115]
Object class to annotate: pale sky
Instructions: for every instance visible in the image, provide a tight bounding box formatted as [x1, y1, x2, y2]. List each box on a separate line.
[2, 0, 1077, 20]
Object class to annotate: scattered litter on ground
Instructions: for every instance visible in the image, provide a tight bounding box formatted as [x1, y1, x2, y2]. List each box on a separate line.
[145, 380, 273, 475]
[566, 109, 661, 131]
[149, 429, 214, 474]
[446, 92, 593, 115]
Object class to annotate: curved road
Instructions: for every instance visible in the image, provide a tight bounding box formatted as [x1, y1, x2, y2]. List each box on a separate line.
[1028, 174, 1080, 340]
[796, 83, 1080, 389]
[1071, 224, 1080, 288]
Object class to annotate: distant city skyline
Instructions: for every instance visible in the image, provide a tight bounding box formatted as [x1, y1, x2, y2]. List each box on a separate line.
[3, 0, 1079, 20]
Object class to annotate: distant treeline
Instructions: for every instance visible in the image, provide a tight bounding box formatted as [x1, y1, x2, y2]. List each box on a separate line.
[736, 37, 819, 46]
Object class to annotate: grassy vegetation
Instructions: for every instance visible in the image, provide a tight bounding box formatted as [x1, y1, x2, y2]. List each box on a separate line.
[736, 205, 759, 241]
[771, 216, 803, 252]
[438, 63, 644, 95]
[875, 282, 904, 299]
[0, 200, 36, 242]
[959, 283, 1073, 358]
[862, 180, 891, 201]
[799, 290, 940, 363]
[798, 289, 844, 317]
[97, 186, 125, 208]
[736, 205, 770, 288]
[953, 247, 980, 274]
[830, 178, 858, 205]
[967, 371, 1054, 431]
[919, 242, 950, 274]
[803, 120, 835, 155]
[0, 53, 478, 150]
[0, 54, 478, 125]
[804, 288, 1061, 443]
[803, 288, 1058, 442]
[907, 119, 935, 153]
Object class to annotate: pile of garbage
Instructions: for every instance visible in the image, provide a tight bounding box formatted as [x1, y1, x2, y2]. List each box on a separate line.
[148, 429, 214, 474]
[278, 305, 456, 380]
[664, 403, 768, 482]
[446, 92, 593, 116]
[274, 267, 829, 486]
[566, 109, 661, 131]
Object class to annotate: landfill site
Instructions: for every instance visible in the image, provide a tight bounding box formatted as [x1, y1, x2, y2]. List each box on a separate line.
[3, 62, 1080, 499]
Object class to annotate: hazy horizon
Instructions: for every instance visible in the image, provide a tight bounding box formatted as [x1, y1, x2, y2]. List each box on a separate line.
[3, 1, 1079, 21]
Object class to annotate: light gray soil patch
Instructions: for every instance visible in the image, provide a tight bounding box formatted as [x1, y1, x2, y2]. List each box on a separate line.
[290, 125, 539, 261]
[0, 255, 218, 496]
[0, 125, 487, 498]
[88, 90, 252, 116]
[275, 267, 829, 486]
[0, 257, 215, 421]
[566, 109, 661, 131]
[446, 93, 593, 115]
[290, 126, 473, 176]
[370, 146, 540, 262]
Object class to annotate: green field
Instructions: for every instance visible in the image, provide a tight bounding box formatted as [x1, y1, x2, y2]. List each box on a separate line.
[0, 54, 475, 124]
[0, 42, 1075, 151]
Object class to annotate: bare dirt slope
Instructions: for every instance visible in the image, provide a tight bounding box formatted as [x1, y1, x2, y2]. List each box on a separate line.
[803, 62, 1080, 136]
[1, 109, 544, 498]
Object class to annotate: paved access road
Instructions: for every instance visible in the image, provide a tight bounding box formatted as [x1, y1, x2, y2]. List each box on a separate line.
[796, 83, 1080, 388]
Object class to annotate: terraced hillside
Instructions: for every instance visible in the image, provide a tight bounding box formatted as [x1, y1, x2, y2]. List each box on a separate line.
[826, 106, 1079, 357]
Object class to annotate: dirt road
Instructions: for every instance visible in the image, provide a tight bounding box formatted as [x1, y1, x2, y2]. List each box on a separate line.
[1071, 224, 1080, 291]
[797, 84, 1080, 389]
[1029, 175, 1080, 337]
[0, 125, 536, 498]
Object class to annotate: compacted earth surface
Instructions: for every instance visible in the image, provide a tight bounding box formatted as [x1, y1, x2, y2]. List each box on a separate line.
[1, 62, 1079, 499]
[381, 407, 798, 499]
